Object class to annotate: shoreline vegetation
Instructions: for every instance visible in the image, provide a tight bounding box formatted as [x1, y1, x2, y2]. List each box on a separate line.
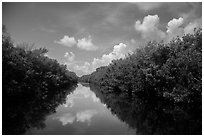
[79, 29, 202, 106]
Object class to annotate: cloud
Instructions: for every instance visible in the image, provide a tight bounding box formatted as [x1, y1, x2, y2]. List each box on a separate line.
[166, 17, 184, 41]
[55, 35, 76, 47]
[74, 43, 131, 75]
[132, 2, 163, 11]
[135, 14, 201, 43]
[92, 43, 129, 69]
[64, 51, 75, 62]
[74, 62, 91, 74]
[135, 15, 166, 41]
[167, 17, 184, 34]
[55, 35, 98, 51]
[184, 18, 202, 34]
[178, 3, 201, 23]
[77, 36, 98, 51]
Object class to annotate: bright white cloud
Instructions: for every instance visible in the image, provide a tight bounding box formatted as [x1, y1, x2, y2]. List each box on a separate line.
[55, 35, 98, 51]
[92, 43, 129, 70]
[73, 43, 131, 75]
[55, 35, 76, 47]
[135, 14, 201, 43]
[132, 2, 163, 11]
[135, 15, 166, 41]
[77, 36, 98, 51]
[167, 17, 184, 34]
[166, 17, 184, 41]
[64, 51, 75, 62]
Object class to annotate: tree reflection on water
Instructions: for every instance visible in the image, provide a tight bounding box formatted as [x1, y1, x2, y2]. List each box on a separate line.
[2, 84, 77, 135]
[90, 84, 202, 135]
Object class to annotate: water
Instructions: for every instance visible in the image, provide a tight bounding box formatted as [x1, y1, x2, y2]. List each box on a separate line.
[25, 83, 135, 135]
[3, 83, 201, 135]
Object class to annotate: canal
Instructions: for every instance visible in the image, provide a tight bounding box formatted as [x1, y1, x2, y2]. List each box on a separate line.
[25, 83, 135, 135]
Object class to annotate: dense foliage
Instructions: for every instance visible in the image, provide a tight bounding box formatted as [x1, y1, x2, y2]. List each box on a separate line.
[3, 26, 78, 98]
[86, 30, 202, 134]
[81, 29, 202, 134]
[2, 26, 78, 134]
[83, 29, 202, 105]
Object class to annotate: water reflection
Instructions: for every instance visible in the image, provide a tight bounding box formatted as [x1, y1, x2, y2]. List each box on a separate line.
[25, 83, 135, 135]
[2, 84, 77, 135]
[50, 84, 102, 127]
[90, 84, 202, 135]
[76, 110, 98, 123]
[55, 113, 75, 125]
[5, 82, 197, 135]
[54, 109, 98, 126]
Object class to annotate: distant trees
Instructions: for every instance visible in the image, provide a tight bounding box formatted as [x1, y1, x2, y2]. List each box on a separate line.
[78, 74, 91, 83]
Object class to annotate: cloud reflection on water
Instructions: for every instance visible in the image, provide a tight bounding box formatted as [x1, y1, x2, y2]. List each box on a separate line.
[55, 109, 98, 126]
[55, 84, 100, 126]
[76, 110, 98, 123]
[63, 84, 100, 108]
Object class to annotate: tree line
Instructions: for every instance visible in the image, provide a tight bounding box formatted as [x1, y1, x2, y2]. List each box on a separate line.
[82, 29, 202, 134]
[3, 25, 78, 98]
[80, 29, 202, 106]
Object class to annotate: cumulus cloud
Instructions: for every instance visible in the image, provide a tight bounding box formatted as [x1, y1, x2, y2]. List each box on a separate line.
[135, 15, 166, 41]
[132, 2, 163, 11]
[135, 15, 201, 43]
[92, 43, 129, 69]
[167, 17, 184, 34]
[55, 35, 98, 51]
[77, 36, 98, 51]
[166, 17, 184, 41]
[55, 35, 76, 47]
[64, 51, 75, 62]
[74, 43, 131, 75]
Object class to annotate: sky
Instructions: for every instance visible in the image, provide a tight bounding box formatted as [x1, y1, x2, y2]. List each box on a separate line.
[2, 2, 202, 76]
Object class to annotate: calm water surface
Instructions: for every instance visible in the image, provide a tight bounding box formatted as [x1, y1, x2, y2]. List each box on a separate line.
[26, 83, 135, 135]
